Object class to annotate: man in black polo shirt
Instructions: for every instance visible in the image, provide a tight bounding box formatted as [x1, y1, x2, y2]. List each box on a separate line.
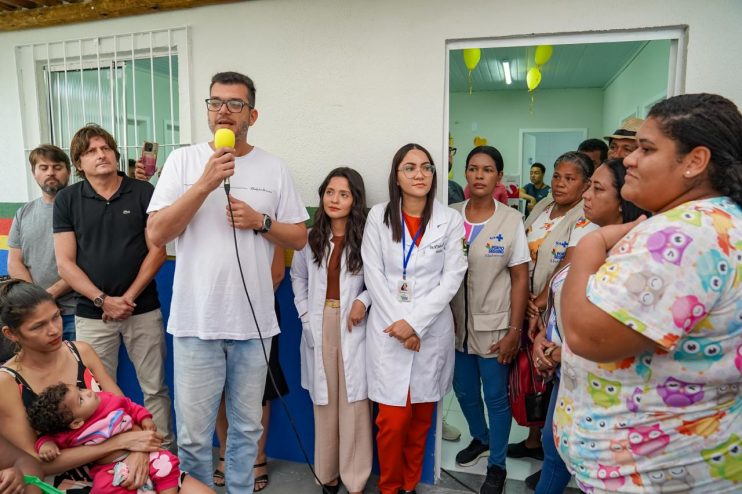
[53, 124, 173, 451]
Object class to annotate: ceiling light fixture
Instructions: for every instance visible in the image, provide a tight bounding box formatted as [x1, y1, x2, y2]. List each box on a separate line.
[502, 60, 512, 85]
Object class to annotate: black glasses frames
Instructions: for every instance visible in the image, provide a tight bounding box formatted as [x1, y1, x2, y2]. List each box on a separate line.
[205, 98, 253, 113]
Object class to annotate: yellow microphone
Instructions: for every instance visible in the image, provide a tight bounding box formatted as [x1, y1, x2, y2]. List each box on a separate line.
[214, 128, 235, 192]
[214, 128, 235, 149]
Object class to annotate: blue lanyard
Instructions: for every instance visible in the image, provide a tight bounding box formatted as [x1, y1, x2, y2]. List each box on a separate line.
[402, 220, 423, 280]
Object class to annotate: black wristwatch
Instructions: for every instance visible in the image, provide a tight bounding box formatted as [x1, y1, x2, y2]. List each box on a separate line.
[93, 293, 107, 308]
[258, 214, 272, 233]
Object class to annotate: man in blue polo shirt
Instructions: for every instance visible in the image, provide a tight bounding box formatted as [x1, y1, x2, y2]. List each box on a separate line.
[53, 124, 173, 452]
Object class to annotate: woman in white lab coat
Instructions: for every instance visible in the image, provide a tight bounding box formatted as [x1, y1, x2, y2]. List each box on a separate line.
[362, 143, 467, 494]
[291, 167, 372, 494]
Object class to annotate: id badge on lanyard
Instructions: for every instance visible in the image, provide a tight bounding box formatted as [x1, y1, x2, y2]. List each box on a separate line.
[398, 222, 422, 303]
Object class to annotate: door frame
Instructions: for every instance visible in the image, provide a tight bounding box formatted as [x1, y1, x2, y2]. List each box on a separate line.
[442, 25, 687, 208]
[439, 25, 687, 481]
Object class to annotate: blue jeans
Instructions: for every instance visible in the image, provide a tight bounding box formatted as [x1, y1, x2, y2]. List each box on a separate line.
[173, 337, 271, 493]
[61, 314, 76, 341]
[452, 350, 512, 468]
[535, 378, 572, 494]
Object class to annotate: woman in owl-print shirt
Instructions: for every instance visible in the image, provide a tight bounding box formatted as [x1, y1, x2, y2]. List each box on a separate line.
[555, 93, 742, 493]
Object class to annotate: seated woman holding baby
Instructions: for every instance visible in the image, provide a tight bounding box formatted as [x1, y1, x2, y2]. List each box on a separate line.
[0, 280, 212, 493]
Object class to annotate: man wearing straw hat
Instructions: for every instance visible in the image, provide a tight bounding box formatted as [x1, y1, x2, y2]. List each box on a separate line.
[605, 116, 643, 159]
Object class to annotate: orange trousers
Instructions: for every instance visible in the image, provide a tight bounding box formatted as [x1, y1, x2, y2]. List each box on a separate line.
[375, 394, 435, 494]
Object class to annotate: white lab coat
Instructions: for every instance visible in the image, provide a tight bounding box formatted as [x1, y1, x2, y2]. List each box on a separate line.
[361, 200, 467, 406]
[291, 234, 371, 405]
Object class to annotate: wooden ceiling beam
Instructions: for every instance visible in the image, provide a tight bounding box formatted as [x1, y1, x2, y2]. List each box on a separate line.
[2, 0, 39, 9]
[32, 0, 64, 7]
[0, 0, 246, 31]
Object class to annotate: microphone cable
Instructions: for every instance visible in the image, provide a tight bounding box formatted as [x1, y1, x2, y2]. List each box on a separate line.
[225, 185, 334, 493]
[441, 468, 478, 493]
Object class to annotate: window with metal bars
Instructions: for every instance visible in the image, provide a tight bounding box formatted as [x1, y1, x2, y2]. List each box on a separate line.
[15, 27, 191, 186]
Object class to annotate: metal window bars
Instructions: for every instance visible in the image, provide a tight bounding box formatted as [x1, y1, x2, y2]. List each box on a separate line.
[15, 27, 191, 183]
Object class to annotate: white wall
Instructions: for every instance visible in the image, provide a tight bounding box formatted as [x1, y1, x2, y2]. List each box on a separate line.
[1, 0, 740, 205]
[602, 39, 670, 135]
[450, 88, 603, 182]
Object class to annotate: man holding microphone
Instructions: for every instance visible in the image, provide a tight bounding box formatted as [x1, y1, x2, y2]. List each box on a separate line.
[145, 71, 308, 492]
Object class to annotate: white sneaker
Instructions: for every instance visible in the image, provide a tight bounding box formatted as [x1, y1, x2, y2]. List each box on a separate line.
[442, 420, 461, 441]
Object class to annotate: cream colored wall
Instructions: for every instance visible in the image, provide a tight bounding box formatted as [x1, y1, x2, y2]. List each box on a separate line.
[1, 0, 740, 205]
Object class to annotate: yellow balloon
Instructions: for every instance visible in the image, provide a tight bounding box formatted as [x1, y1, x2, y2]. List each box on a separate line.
[534, 45, 553, 66]
[527, 67, 542, 92]
[463, 48, 481, 71]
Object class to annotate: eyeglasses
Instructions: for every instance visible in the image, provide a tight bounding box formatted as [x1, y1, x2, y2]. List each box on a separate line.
[398, 163, 436, 178]
[205, 98, 252, 113]
[449, 147, 457, 156]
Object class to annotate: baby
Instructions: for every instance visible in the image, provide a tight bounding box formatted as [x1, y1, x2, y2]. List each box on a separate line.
[27, 383, 180, 494]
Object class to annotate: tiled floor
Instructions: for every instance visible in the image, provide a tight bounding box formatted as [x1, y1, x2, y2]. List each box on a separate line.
[210, 392, 580, 493]
[439, 392, 578, 492]
[440, 392, 539, 481]
[212, 455, 545, 493]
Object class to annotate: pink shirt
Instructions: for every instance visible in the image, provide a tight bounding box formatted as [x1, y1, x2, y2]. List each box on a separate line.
[35, 392, 152, 451]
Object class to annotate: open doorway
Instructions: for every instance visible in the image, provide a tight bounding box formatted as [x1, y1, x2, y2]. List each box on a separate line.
[445, 33, 683, 197]
[438, 27, 686, 485]
[520, 128, 587, 189]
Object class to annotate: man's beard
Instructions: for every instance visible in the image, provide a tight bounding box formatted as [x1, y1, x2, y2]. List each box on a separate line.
[41, 180, 67, 195]
[208, 122, 249, 142]
[235, 122, 250, 142]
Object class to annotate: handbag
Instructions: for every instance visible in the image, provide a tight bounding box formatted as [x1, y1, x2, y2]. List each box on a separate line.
[508, 336, 553, 427]
[508, 265, 568, 426]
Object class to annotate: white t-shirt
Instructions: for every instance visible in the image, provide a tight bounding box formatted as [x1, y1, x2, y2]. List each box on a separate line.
[148, 143, 309, 340]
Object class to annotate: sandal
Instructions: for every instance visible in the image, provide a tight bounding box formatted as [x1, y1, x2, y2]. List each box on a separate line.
[213, 457, 225, 487]
[322, 482, 340, 494]
[254, 461, 269, 492]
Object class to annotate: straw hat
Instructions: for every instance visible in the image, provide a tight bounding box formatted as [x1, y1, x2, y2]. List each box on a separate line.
[604, 117, 644, 141]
